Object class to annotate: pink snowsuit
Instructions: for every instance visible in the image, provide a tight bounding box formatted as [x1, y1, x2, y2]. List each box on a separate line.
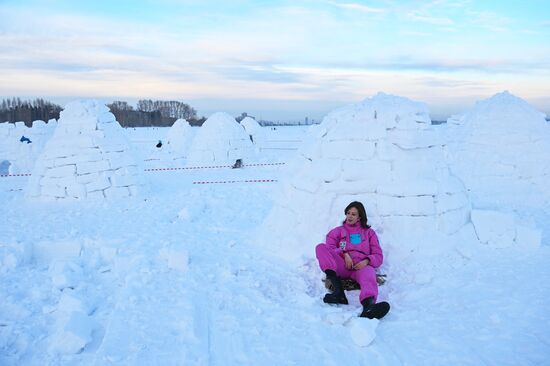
[316, 222, 383, 302]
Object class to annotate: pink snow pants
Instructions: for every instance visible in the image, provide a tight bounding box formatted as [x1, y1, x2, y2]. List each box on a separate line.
[315, 243, 378, 302]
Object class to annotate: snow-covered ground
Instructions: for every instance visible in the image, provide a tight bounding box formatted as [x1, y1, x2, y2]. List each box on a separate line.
[1, 95, 549, 365]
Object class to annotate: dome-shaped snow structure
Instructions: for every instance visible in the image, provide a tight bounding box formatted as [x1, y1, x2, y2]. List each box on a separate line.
[260, 93, 472, 264]
[25, 100, 145, 200]
[186, 112, 256, 166]
[166, 118, 196, 161]
[446, 91, 550, 212]
[240, 116, 265, 145]
[0, 120, 56, 175]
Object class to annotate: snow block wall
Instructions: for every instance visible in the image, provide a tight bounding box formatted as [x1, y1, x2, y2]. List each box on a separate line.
[166, 118, 196, 161]
[0, 119, 56, 174]
[25, 100, 145, 200]
[186, 112, 256, 166]
[445, 91, 550, 214]
[260, 93, 472, 266]
[447, 92, 550, 240]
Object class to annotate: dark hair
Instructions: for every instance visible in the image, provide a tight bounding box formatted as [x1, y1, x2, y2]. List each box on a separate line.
[343, 201, 370, 229]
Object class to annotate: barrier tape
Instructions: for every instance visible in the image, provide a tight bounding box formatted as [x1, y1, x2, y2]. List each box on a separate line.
[144, 166, 230, 171]
[1, 163, 286, 177]
[0, 173, 32, 178]
[144, 162, 285, 172]
[193, 179, 278, 185]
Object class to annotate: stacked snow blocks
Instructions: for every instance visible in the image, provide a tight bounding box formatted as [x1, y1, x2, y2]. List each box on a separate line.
[25, 100, 143, 200]
[445, 91, 550, 212]
[261, 93, 471, 262]
[186, 112, 256, 166]
[0, 119, 56, 174]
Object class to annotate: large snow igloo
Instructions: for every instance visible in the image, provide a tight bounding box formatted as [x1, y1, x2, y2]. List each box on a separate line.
[445, 91, 550, 213]
[260, 93, 472, 265]
[25, 100, 145, 200]
[186, 112, 256, 167]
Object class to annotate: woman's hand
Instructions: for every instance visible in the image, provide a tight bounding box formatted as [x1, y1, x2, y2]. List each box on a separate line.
[352, 259, 369, 270]
[343, 252, 353, 270]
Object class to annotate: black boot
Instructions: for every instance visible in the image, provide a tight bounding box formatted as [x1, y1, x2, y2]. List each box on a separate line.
[323, 270, 348, 305]
[359, 296, 390, 319]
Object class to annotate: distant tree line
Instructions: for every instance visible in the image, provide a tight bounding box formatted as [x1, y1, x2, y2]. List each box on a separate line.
[0, 98, 205, 127]
[0, 98, 62, 127]
[107, 99, 204, 127]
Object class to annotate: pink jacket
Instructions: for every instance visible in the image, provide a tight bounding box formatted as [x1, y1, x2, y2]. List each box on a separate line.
[325, 222, 383, 268]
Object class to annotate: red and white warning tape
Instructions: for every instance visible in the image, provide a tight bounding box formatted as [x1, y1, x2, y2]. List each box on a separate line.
[193, 179, 278, 185]
[0, 173, 32, 178]
[144, 162, 285, 172]
[1, 163, 285, 178]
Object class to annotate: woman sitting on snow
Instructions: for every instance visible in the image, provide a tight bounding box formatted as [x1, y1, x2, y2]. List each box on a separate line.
[315, 201, 390, 319]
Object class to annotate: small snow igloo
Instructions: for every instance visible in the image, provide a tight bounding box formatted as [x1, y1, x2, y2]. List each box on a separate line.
[26, 100, 144, 200]
[240, 116, 265, 145]
[260, 93, 472, 264]
[445, 91, 550, 212]
[166, 118, 196, 161]
[186, 112, 256, 167]
[0, 120, 56, 175]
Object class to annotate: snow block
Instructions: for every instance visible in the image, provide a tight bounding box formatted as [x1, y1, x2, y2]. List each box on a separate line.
[348, 317, 378, 347]
[49, 260, 83, 289]
[33, 240, 82, 267]
[471, 210, 515, 248]
[49, 311, 97, 354]
[515, 224, 542, 250]
[158, 248, 189, 273]
[377, 195, 435, 216]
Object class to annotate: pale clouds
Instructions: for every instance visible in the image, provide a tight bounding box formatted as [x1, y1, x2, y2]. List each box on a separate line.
[407, 11, 455, 26]
[0, 0, 549, 119]
[328, 1, 387, 14]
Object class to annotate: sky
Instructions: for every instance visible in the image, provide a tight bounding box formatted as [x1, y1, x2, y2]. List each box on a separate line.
[0, 0, 549, 121]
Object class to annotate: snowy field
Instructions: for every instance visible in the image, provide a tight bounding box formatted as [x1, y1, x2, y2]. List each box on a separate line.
[1, 94, 550, 366]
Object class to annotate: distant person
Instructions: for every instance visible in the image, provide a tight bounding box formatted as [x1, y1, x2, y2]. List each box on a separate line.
[20, 136, 32, 144]
[231, 159, 243, 169]
[156, 140, 162, 148]
[315, 201, 390, 319]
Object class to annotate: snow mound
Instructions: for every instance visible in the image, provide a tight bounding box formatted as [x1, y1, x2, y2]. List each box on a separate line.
[446, 91, 550, 213]
[260, 92, 473, 268]
[166, 118, 196, 161]
[25, 100, 145, 200]
[186, 112, 256, 166]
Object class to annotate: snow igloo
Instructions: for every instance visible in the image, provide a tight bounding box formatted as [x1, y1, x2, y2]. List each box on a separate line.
[260, 93, 472, 267]
[445, 91, 550, 213]
[186, 112, 256, 167]
[240, 116, 266, 145]
[0, 119, 56, 175]
[165, 118, 196, 161]
[26, 100, 145, 200]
